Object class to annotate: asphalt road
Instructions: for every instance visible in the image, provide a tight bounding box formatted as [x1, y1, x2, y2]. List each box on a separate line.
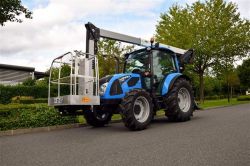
[1, 104, 250, 166]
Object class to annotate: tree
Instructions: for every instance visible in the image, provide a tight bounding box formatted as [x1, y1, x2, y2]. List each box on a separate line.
[155, 0, 250, 102]
[0, 0, 32, 26]
[49, 64, 71, 82]
[97, 39, 134, 78]
[238, 58, 250, 90]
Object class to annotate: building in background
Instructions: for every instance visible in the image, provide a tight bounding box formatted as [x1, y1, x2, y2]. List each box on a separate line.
[0, 64, 47, 85]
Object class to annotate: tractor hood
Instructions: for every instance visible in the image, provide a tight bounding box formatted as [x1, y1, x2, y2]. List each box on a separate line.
[99, 73, 142, 99]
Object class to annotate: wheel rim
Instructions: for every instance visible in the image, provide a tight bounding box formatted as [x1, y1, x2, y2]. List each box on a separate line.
[133, 96, 150, 123]
[95, 111, 108, 120]
[177, 87, 191, 113]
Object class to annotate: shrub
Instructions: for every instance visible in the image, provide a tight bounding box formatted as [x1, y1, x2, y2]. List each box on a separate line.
[11, 96, 47, 104]
[0, 85, 50, 104]
[0, 104, 77, 131]
[204, 95, 220, 100]
[0, 84, 66, 104]
[11, 96, 33, 103]
[237, 95, 250, 101]
[20, 98, 48, 104]
[219, 95, 226, 99]
[22, 78, 36, 86]
[0, 85, 13, 104]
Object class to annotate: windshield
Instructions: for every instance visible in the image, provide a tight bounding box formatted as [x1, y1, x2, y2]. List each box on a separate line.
[124, 49, 150, 73]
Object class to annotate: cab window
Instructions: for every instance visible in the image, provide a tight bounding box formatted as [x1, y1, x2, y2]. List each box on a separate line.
[152, 50, 176, 81]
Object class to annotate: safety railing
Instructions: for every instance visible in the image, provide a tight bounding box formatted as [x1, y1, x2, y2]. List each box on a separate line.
[48, 51, 99, 103]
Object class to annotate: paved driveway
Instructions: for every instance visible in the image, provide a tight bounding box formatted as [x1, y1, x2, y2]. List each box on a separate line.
[1, 104, 250, 166]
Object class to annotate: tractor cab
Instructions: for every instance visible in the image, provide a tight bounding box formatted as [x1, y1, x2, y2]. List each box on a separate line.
[124, 47, 178, 93]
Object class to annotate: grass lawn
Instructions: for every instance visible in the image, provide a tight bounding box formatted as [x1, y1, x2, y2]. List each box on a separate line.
[198, 98, 250, 109]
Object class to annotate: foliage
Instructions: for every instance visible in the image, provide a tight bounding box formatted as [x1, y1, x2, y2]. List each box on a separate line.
[204, 76, 222, 96]
[237, 95, 250, 101]
[11, 96, 47, 104]
[0, 104, 76, 131]
[155, 0, 250, 101]
[18, 98, 47, 104]
[238, 58, 250, 89]
[36, 78, 49, 87]
[0, 0, 32, 26]
[97, 39, 134, 78]
[49, 64, 71, 82]
[22, 78, 36, 86]
[227, 71, 240, 87]
[0, 84, 56, 104]
[204, 95, 220, 100]
[48, 64, 71, 96]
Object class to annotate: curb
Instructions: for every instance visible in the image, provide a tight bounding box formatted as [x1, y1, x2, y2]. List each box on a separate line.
[0, 120, 122, 137]
[0, 124, 86, 137]
[199, 102, 250, 111]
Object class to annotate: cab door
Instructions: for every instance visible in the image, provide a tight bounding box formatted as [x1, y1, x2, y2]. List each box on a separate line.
[151, 49, 177, 94]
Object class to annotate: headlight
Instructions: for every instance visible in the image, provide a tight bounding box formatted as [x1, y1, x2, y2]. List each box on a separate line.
[99, 82, 108, 96]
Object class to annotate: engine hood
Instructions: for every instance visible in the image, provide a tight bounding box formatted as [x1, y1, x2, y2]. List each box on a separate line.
[99, 73, 141, 99]
[99, 73, 140, 85]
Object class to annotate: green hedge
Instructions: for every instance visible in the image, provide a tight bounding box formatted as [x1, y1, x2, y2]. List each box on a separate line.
[204, 95, 220, 100]
[12, 98, 48, 104]
[204, 95, 239, 100]
[0, 85, 48, 104]
[19, 98, 48, 104]
[237, 95, 250, 101]
[0, 104, 77, 131]
[0, 84, 70, 104]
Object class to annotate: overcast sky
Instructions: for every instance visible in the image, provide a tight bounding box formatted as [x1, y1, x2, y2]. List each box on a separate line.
[0, 0, 249, 72]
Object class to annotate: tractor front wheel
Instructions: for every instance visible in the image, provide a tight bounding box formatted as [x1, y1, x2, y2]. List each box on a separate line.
[120, 89, 153, 131]
[84, 106, 112, 127]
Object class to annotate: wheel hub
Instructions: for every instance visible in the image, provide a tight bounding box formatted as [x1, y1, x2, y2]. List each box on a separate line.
[134, 105, 141, 115]
[133, 96, 150, 123]
[177, 87, 191, 113]
[95, 110, 108, 120]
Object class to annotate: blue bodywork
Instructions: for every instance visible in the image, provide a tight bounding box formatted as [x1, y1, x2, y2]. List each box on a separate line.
[161, 73, 182, 95]
[101, 73, 142, 99]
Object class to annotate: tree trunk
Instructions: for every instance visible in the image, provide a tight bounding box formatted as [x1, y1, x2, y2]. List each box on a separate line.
[199, 72, 204, 103]
[230, 86, 233, 99]
[227, 75, 230, 103]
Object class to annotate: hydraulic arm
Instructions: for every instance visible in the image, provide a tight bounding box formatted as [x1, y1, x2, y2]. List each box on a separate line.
[85, 22, 187, 55]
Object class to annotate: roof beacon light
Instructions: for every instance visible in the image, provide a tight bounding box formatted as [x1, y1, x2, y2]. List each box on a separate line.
[150, 37, 155, 44]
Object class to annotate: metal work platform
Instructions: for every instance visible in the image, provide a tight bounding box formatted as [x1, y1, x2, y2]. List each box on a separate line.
[48, 51, 100, 106]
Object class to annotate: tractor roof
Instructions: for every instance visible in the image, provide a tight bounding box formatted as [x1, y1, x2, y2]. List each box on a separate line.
[158, 43, 187, 55]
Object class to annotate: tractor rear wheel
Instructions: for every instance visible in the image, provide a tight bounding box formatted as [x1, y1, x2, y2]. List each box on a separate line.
[120, 89, 153, 131]
[84, 106, 112, 127]
[164, 78, 194, 122]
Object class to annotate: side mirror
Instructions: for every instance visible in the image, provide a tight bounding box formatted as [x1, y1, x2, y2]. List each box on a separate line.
[180, 49, 194, 64]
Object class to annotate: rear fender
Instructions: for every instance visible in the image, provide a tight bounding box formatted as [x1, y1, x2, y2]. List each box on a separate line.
[161, 73, 191, 96]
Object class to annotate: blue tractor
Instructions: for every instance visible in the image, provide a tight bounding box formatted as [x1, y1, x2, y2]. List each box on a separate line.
[48, 22, 195, 131]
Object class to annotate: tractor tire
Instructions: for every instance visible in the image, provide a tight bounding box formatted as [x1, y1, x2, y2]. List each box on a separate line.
[84, 106, 112, 127]
[164, 78, 194, 122]
[120, 89, 153, 131]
